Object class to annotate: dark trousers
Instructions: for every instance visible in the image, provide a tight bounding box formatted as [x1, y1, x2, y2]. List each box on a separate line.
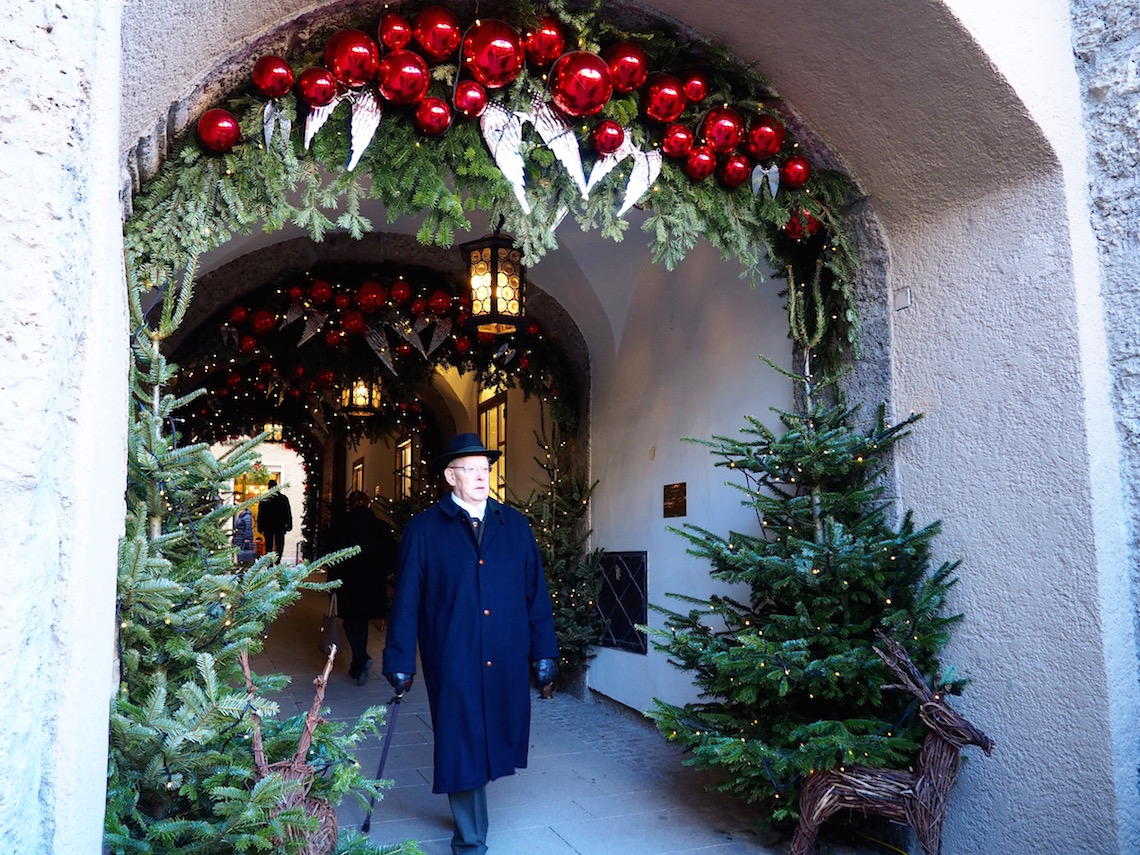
[264, 530, 285, 557]
[447, 786, 488, 855]
[342, 617, 371, 676]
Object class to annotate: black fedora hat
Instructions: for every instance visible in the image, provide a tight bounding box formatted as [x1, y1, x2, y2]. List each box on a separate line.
[430, 432, 501, 475]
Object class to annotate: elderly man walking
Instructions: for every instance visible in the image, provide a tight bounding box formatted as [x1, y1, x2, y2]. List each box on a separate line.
[382, 433, 559, 855]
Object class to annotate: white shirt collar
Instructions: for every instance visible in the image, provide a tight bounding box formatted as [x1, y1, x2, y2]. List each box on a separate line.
[451, 493, 487, 521]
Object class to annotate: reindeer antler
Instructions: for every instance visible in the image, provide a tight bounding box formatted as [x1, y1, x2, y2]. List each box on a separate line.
[872, 631, 935, 703]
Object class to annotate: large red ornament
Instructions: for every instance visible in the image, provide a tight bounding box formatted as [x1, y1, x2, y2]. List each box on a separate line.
[396, 340, 414, 356]
[341, 309, 366, 336]
[526, 321, 541, 336]
[642, 74, 687, 123]
[356, 280, 387, 312]
[257, 360, 274, 376]
[197, 109, 240, 153]
[325, 329, 343, 348]
[415, 96, 453, 135]
[661, 123, 695, 158]
[746, 114, 786, 160]
[239, 334, 258, 354]
[549, 51, 613, 118]
[334, 293, 352, 310]
[323, 29, 380, 88]
[453, 79, 489, 117]
[252, 56, 295, 99]
[377, 49, 430, 105]
[592, 119, 625, 155]
[717, 152, 752, 188]
[390, 279, 412, 304]
[702, 106, 745, 154]
[317, 369, 337, 387]
[412, 6, 462, 62]
[226, 372, 243, 387]
[604, 42, 649, 93]
[410, 297, 428, 316]
[462, 19, 524, 89]
[683, 144, 716, 181]
[454, 334, 471, 354]
[292, 364, 306, 378]
[296, 67, 339, 106]
[428, 289, 452, 314]
[524, 16, 565, 66]
[287, 284, 305, 303]
[250, 309, 276, 335]
[783, 208, 821, 240]
[309, 279, 333, 304]
[780, 154, 811, 189]
[683, 72, 710, 103]
[378, 12, 413, 50]
[229, 304, 249, 324]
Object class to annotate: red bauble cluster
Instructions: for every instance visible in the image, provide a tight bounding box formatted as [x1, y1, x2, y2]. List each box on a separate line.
[197, 108, 240, 153]
[783, 208, 822, 240]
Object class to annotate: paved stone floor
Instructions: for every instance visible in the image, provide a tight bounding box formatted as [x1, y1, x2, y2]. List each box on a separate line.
[254, 585, 883, 855]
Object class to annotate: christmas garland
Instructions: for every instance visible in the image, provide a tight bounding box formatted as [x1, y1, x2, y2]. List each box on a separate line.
[128, 0, 864, 364]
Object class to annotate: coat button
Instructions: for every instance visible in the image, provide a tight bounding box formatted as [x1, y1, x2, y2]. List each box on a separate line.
[483, 609, 490, 616]
[485, 660, 493, 667]
[478, 559, 484, 565]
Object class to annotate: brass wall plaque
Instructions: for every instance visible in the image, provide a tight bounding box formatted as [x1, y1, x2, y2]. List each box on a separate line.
[663, 482, 687, 518]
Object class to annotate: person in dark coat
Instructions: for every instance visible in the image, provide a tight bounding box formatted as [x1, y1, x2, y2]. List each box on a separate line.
[329, 490, 398, 685]
[383, 433, 559, 855]
[233, 506, 256, 564]
[256, 479, 292, 559]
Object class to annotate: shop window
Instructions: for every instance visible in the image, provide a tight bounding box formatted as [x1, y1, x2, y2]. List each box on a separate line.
[478, 391, 507, 501]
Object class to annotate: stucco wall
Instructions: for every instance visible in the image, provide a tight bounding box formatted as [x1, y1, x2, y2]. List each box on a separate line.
[0, 2, 127, 852]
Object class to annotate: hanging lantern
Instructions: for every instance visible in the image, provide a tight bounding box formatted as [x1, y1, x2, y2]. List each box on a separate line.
[263, 422, 284, 442]
[340, 378, 382, 417]
[459, 230, 526, 335]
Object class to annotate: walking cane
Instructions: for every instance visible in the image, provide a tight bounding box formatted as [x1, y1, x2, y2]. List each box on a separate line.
[361, 691, 403, 833]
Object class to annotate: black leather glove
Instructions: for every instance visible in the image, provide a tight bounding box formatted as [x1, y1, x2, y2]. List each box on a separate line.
[384, 671, 413, 693]
[532, 658, 558, 688]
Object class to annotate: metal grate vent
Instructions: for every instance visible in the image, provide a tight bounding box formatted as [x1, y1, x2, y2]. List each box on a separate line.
[598, 551, 647, 654]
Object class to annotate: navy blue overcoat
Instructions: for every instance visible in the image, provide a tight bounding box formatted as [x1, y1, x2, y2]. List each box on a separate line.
[382, 494, 559, 794]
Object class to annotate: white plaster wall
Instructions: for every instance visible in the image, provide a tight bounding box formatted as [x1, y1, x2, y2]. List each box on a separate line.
[0, 2, 126, 852]
[584, 241, 793, 710]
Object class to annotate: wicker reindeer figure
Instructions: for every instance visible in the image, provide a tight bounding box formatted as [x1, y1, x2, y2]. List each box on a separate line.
[790, 635, 994, 855]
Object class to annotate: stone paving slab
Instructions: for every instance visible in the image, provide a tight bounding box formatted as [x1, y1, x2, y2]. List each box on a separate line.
[262, 587, 881, 855]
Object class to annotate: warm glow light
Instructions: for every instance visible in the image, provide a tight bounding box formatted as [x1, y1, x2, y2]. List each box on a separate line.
[461, 231, 525, 334]
[340, 378, 381, 416]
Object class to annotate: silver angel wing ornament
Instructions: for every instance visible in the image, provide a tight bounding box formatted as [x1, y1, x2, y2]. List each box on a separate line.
[617, 146, 662, 217]
[480, 101, 531, 214]
[304, 97, 342, 149]
[586, 133, 635, 195]
[528, 98, 588, 199]
[347, 89, 383, 172]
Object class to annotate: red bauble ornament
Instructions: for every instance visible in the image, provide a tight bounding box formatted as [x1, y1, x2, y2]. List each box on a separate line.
[197, 109, 240, 153]
[356, 280, 387, 312]
[390, 279, 412, 303]
[252, 55, 295, 99]
[462, 19, 524, 89]
[661, 123, 695, 158]
[229, 304, 249, 324]
[341, 309, 366, 335]
[292, 364, 306, 378]
[396, 340, 413, 356]
[524, 16, 565, 67]
[317, 369, 336, 387]
[454, 79, 488, 117]
[410, 297, 428, 316]
[377, 49, 430, 105]
[454, 334, 471, 354]
[702, 106, 745, 154]
[250, 309, 276, 335]
[642, 74, 687, 123]
[518, 355, 530, 370]
[323, 29, 379, 88]
[287, 386, 302, 399]
[309, 279, 333, 304]
[257, 360, 274, 376]
[253, 380, 266, 393]
[780, 154, 811, 189]
[746, 114, 785, 160]
[412, 6, 462, 61]
[227, 372, 243, 387]
[239, 334, 258, 353]
[717, 152, 752, 188]
[333, 292, 351, 310]
[683, 144, 716, 181]
[287, 284, 304, 302]
[324, 329, 343, 348]
[604, 42, 649, 93]
[683, 72, 710, 103]
[415, 96, 453, 135]
[783, 208, 821, 240]
[428, 289, 452, 314]
[378, 12, 413, 50]
[549, 51, 613, 118]
[526, 321, 541, 336]
[591, 119, 625, 155]
[296, 67, 339, 106]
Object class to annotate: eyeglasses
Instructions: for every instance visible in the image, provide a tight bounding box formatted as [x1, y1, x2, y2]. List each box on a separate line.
[449, 464, 491, 476]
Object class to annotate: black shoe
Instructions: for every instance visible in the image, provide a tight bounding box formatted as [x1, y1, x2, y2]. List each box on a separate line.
[357, 658, 372, 686]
